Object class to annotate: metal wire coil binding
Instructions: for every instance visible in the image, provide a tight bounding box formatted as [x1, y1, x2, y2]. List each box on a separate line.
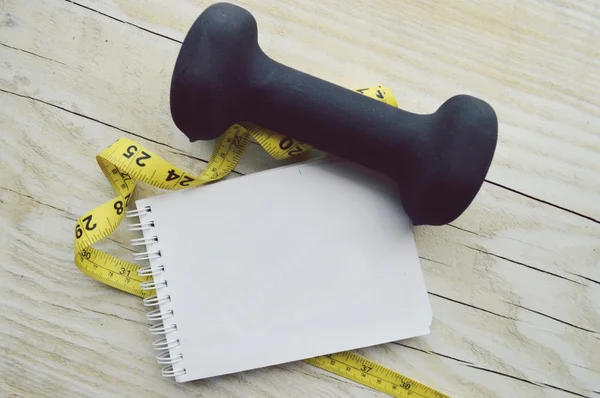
[133, 250, 161, 260]
[140, 280, 167, 290]
[157, 351, 183, 365]
[126, 206, 152, 217]
[153, 338, 180, 351]
[128, 221, 155, 231]
[149, 323, 177, 335]
[143, 295, 171, 307]
[161, 365, 186, 378]
[130, 205, 186, 378]
[130, 236, 159, 246]
[146, 308, 174, 322]
[137, 265, 164, 277]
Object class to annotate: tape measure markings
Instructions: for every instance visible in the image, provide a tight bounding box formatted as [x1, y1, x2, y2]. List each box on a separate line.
[76, 246, 155, 298]
[306, 351, 449, 398]
[245, 123, 313, 160]
[83, 252, 143, 283]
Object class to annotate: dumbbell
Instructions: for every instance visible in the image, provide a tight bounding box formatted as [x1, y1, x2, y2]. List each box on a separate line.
[169, 2, 498, 226]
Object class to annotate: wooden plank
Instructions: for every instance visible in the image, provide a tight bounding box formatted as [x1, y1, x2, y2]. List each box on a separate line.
[11, 0, 598, 219]
[1, 82, 597, 396]
[0, 0, 599, 397]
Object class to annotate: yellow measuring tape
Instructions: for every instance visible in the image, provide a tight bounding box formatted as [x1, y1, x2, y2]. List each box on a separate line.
[74, 86, 449, 398]
[73, 86, 396, 298]
[305, 352, 449, 398]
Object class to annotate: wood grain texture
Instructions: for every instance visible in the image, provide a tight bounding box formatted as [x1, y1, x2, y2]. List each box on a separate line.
[0, 0, 599, 397]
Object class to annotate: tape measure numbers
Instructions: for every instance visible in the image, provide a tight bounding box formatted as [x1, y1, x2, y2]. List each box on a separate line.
[74, 124, 250, 298]
[73, 86, 395, 298]
[73, 86, 449, 397]
[306, 352, 449, 398]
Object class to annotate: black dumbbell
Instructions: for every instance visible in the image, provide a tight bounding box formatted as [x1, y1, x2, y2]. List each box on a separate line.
[169, 2, 498, 226]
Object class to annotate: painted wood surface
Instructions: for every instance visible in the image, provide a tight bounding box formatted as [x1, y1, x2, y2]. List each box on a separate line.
[0, 1, 598, 397]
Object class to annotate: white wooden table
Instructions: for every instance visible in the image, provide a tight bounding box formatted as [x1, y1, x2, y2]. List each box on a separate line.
[1, 1, 599, 397]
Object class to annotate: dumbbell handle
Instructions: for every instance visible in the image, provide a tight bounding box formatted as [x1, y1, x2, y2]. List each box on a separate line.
[245, 55, 428, 178]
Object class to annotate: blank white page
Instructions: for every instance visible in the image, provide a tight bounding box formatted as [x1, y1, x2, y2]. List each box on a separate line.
[136, 158, 432, 383]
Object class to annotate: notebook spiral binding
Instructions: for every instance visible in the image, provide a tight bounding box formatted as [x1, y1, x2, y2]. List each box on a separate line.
[127, 206, 187, 379]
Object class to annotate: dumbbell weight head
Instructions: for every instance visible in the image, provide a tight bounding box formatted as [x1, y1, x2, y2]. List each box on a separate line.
[170, 2, 498, 226]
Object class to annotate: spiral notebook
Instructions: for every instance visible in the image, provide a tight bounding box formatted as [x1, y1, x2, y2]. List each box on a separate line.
[130, 158, 432, 382]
